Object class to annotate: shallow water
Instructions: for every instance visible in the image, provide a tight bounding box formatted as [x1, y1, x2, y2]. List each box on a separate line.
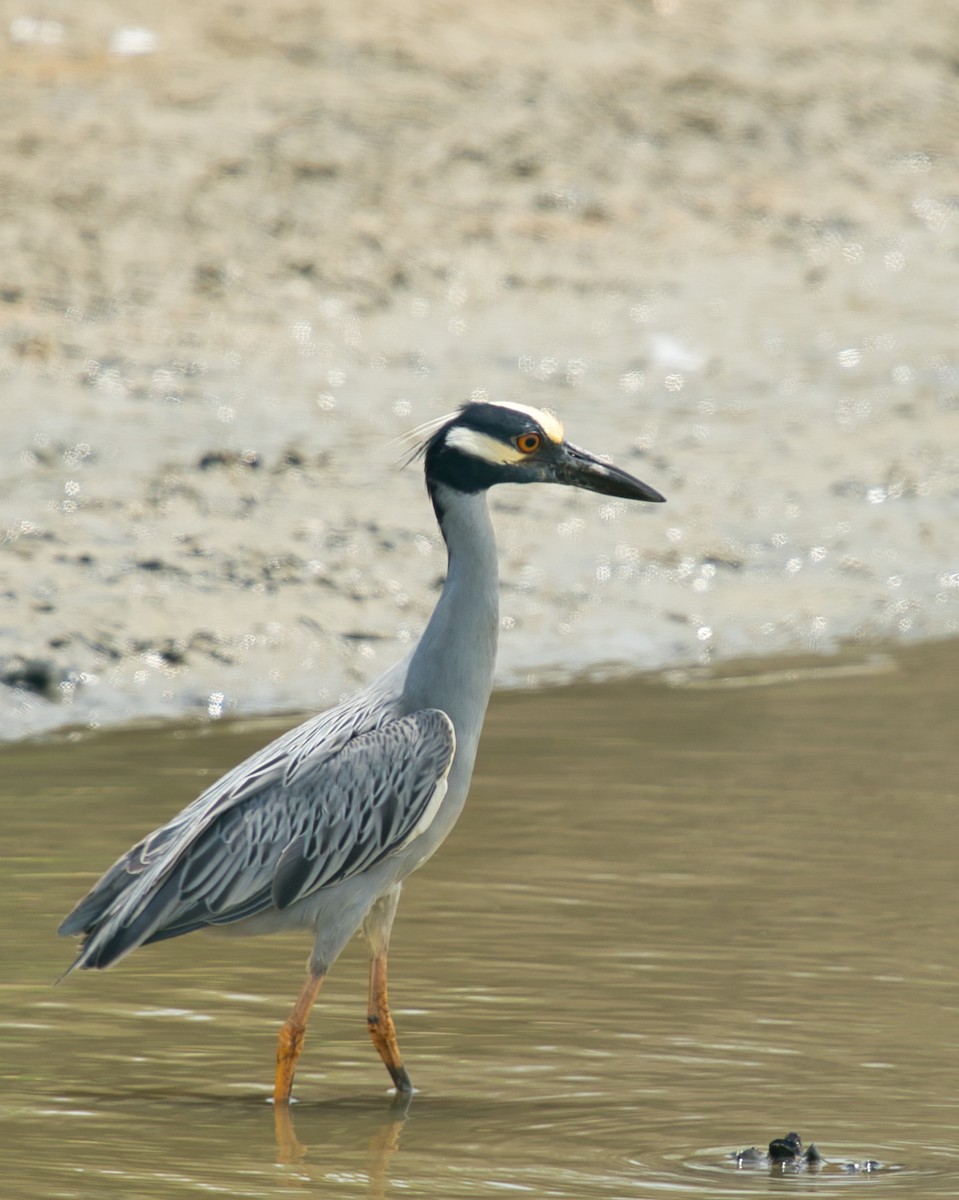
[1, 639, 957, 1197]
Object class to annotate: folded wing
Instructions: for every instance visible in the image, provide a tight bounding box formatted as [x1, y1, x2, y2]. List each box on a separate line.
[60, 708, 455, 971]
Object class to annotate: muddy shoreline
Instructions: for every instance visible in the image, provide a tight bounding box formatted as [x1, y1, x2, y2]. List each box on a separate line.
[2, 1, 957, 739]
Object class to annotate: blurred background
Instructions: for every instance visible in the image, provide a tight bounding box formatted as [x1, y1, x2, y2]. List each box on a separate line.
[1, 0, 957, 735]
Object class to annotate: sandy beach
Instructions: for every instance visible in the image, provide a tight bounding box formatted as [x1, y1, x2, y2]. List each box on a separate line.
[2, 0, 958, 739]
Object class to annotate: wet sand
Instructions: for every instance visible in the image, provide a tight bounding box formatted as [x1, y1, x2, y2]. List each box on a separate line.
[2, 1, 959, 739]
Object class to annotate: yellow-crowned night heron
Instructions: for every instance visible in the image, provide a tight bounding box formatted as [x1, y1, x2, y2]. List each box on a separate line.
[59, 401, 664, 1103]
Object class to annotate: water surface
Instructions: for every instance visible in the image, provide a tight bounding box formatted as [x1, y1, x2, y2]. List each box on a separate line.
[1, 639, 957, 1196]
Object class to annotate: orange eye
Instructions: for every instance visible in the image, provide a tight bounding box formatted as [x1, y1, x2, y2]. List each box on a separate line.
[515, 432, 541, 454]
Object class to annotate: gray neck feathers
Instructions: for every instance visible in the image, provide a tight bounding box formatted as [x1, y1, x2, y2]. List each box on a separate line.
[402, 483, 499, 765]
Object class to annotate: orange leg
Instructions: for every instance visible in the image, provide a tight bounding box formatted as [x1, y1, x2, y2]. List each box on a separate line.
[363, 885, 413, 1094]
[367, 948, 413, 1094]
[274, 969, 325, 1104]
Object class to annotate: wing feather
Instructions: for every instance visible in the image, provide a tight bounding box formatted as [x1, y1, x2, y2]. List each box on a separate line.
[61, 706, 455, 971]
[58, 673, 403, 940]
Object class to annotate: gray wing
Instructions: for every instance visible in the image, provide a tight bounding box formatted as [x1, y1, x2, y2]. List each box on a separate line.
[60, 670, 403, 941]
[61, 706, 455, 971]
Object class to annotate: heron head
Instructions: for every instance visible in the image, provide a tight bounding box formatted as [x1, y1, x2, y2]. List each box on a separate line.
[415, 401, 665, 504]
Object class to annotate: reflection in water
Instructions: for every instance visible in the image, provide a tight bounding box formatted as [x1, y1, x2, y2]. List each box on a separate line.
[273, 1093, 411, 1194]
[1, 639, 958, 1197]
[273, 1098, 306, 1167]
[363, 1101, 407, 1200]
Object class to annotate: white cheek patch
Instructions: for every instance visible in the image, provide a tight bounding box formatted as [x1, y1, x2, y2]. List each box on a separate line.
[490, 401, 565, 444]
[446, 426, 528, 465]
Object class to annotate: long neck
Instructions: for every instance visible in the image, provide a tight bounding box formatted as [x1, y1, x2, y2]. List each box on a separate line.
[402, 483, 499, 762]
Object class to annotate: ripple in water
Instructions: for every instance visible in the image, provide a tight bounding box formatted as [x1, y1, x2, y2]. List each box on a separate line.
[623, 1136, 959, 1196]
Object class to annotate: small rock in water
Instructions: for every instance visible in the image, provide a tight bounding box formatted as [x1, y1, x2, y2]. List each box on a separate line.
[732, 1132, 822, 1170]
[732, 1132, 880, 1173]
[842, 1159, 883, 1173]
[768, 1131, 804, 1162]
